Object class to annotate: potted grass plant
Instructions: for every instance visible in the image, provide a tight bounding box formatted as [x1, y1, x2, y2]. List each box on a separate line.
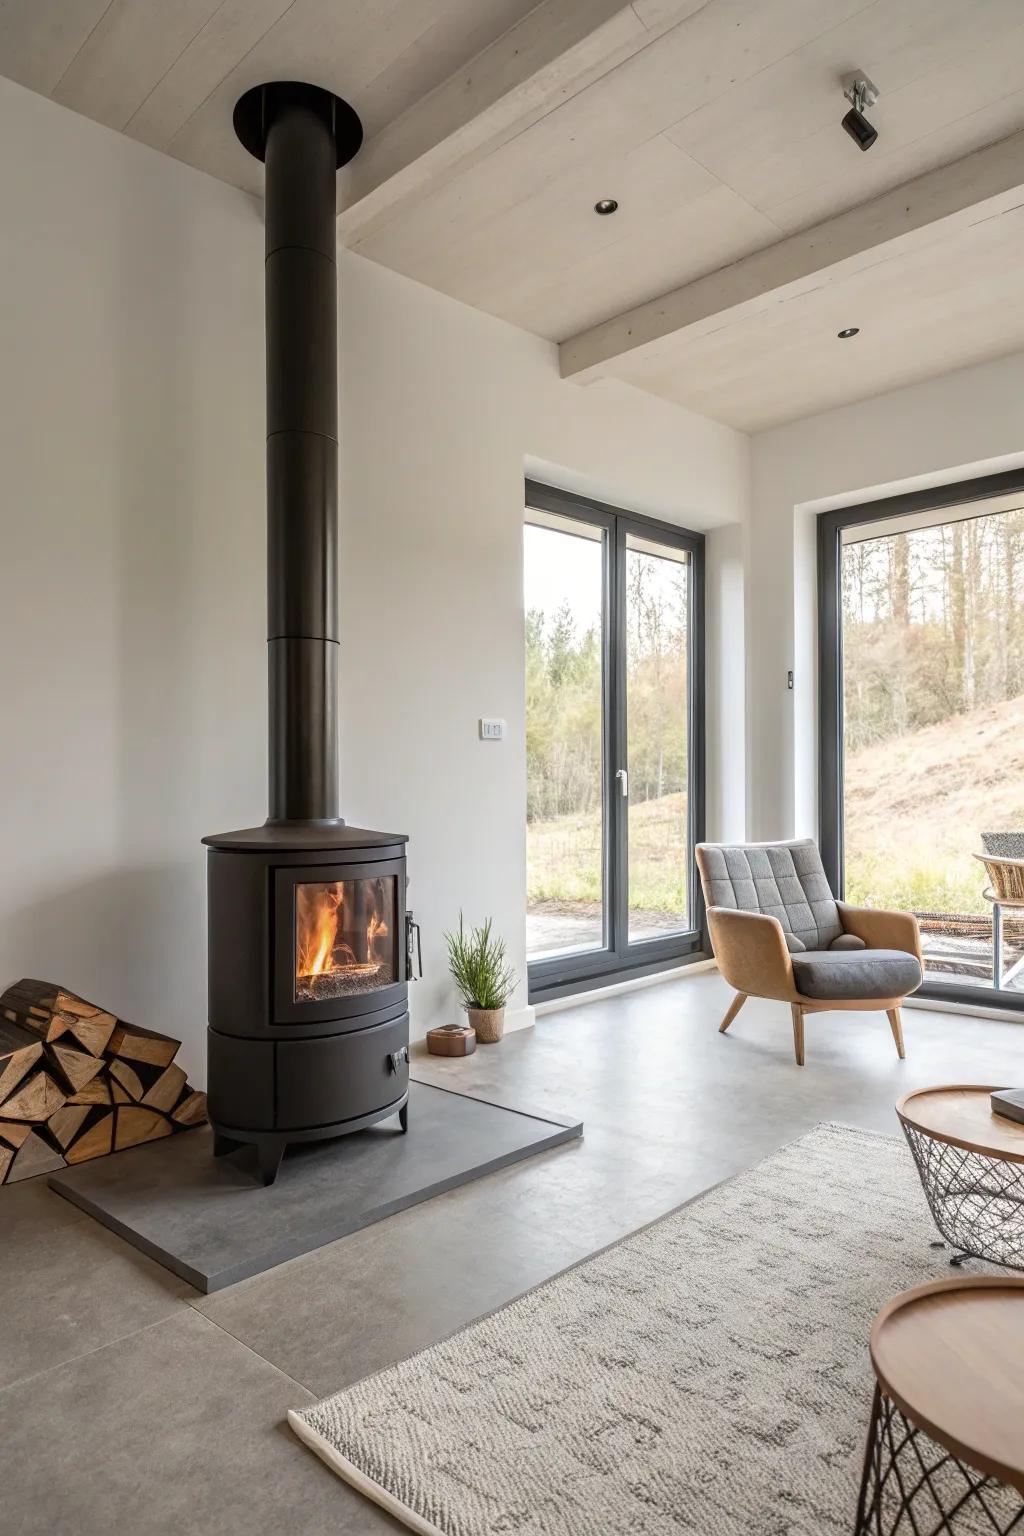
[444, 914, 517, 1044]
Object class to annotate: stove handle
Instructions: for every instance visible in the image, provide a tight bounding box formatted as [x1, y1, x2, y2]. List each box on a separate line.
[405, 913, 423, 980]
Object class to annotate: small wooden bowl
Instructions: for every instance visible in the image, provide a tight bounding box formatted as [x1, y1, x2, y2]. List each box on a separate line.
[426, 1024, 477, 1057]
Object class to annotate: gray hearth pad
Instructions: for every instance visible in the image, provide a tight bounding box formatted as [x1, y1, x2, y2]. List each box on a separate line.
[48, 1081, 582, 1292]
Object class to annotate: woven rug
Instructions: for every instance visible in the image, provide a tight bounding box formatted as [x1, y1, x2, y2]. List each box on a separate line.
[288, 1123, 1002, 1535]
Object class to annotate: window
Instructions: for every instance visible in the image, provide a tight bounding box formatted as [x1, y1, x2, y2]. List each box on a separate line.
[819, 470, 1024, 1009]
[525, 481, 705, 999]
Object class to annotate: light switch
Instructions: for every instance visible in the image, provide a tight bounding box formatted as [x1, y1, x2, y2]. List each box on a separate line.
[479, 718, 505, 741]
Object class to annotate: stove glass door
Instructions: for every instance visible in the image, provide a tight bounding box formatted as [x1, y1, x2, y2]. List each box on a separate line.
[294, 875, 397, 1002]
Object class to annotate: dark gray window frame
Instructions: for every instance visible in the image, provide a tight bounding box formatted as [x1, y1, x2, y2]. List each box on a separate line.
[818, 467, 1024, 1015]
[525, 480, 707, 1003]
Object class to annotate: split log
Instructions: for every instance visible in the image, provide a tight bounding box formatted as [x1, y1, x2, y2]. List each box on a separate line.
[48, 1104, 91, 1150]
[0, 1121, 32, 1149]
[69, 1079, 112, 1106]
[115, 1107, 173, 1151]
[0, 1019, 44, 1103]
[109, 1059, 144, 1102]
[172, 1091, 207, 1127]
[50, 1042, 104, 1093]
[0, 978, 205, 1184]
[0, 1072, 66, 1123]
[107, 1023, 179, 1069]
[61, 1011, 117, 1057]
[64, 1112, 115, 1164]
[1, 980, 70, 1042]
[141, 1064, 186, 1113]
[7, 1130, 66, 1182]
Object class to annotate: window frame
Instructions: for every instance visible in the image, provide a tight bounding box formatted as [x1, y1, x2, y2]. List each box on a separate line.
[817, 466, 1024, 1014]
[525, 480, 706, 1003]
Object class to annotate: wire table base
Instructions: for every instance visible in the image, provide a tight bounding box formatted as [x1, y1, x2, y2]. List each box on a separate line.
[900, 1120, 1024, 1271]
[855, 1387, 1024, 1535]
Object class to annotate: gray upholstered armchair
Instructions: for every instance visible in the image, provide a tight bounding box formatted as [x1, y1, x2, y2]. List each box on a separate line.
[696, 839, 923, 1065]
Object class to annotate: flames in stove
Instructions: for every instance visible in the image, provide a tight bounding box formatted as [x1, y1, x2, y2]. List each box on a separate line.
[295, 878, 394, 1000]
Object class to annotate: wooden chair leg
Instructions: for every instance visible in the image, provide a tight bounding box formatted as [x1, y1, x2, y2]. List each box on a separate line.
[719, 992, 747, 1034]
[791, 1004, 805, 1066]
[887, 1006, 905, 1061]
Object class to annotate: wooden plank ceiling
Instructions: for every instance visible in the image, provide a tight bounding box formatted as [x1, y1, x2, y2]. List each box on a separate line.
[3, 0, 1024, 430]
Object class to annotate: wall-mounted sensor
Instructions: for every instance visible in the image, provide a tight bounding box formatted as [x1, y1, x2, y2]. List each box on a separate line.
[841, 73, 879, 151]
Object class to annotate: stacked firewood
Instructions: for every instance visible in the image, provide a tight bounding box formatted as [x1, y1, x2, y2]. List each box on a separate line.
[0, 979, 206, 1184]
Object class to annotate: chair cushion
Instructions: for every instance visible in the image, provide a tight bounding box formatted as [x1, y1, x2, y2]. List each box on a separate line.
[829, 933, 866, 951]
[791, 948, 923, 1001]
[697, 839, 842, 950]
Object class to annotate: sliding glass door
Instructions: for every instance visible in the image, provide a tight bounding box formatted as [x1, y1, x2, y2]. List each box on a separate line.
[819, 472, 1024, 1008]
[525, 482, 704, 998]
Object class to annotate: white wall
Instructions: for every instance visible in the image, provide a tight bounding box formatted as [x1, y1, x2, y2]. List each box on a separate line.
[749, 351, 1024, 841]
[0, 78, 266, 1087]
[336, 250, 749, 1035]
[0, 77, 749, 1082]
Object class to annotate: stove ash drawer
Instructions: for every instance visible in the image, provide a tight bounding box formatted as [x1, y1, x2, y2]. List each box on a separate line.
[275, 1014, 409, 1131]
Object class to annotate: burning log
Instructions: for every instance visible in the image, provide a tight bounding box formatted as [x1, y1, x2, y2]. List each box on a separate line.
[0, 979, 207, 1185]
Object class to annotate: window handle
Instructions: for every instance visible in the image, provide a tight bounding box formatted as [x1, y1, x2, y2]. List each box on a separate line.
[615, 768, 628, 798]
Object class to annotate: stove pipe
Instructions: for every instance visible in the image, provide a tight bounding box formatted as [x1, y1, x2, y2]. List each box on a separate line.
[233, 82, 363, 824]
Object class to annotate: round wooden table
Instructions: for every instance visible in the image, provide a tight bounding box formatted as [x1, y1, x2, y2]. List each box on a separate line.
[855, 1276, 1024, 1534]
[897, 1085, 1024, 1271]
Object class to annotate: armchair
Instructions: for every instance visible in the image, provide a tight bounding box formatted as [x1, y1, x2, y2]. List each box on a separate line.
[696, 839, 923, 1065]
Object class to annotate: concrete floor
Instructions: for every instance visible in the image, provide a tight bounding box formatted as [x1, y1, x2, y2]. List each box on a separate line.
[3, 970, 1023, 1534]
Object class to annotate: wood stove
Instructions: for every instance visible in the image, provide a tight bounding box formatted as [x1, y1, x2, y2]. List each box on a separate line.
[202, 82, 417, 1186]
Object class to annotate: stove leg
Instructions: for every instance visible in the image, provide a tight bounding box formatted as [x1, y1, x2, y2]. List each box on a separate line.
[213, 1133, 243, 1158]
[257, 1140, 285, 1187]
[399, 1102, 409, 1134]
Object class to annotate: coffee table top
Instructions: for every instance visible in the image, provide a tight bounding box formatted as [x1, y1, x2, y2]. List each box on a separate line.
[871, 1276, 1024, 1493]
[897, 1084, 1024, 1165]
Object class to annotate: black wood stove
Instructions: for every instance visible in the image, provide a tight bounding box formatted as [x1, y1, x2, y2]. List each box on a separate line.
[202, 81, 417, 1186]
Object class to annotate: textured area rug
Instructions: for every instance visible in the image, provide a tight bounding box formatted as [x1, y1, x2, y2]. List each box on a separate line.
[289, 1124, 997, 1535]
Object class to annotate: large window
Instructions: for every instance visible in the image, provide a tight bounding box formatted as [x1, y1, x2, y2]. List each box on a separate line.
[819, 471, 1024, 1008]
[525, 482, 704, 998]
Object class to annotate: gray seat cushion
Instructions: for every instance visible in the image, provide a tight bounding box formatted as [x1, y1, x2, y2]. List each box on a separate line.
[791, 948, 922, 1001]
[697, 839, 842, 950]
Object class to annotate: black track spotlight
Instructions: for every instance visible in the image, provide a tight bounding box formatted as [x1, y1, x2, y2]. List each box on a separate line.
[841, 73, 879, 151]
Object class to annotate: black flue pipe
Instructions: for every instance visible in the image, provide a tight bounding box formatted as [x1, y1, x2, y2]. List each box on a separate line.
[233, 82, 363, 824]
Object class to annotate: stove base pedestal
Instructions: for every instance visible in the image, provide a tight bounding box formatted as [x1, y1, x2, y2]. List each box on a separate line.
[209, 1090, 410, 1186]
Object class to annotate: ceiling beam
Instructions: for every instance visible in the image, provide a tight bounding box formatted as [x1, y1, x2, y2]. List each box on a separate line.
[559, 131, 1024, 382]
[338, 0, 710, 245]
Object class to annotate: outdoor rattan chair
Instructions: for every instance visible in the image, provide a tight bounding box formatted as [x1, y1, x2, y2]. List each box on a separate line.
[975, 832, 1024, 992]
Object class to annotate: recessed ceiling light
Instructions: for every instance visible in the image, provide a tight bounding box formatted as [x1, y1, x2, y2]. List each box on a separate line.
[594, 198, 618, 215]
[838, 326, 860, 339]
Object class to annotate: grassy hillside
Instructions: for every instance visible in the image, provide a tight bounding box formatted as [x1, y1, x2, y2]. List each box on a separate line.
[527, 694, 1024, 920]
[528, 792, 687, 916]
[845, 693, 1024, 914]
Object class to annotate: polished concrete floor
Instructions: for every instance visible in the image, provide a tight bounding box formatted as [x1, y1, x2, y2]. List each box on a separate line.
[3, 971, 1023, 1534]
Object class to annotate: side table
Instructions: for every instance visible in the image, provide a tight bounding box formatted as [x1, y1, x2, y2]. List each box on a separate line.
[897, 1085, 1024, 1270]
[856, 1276, 1024, 1534]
